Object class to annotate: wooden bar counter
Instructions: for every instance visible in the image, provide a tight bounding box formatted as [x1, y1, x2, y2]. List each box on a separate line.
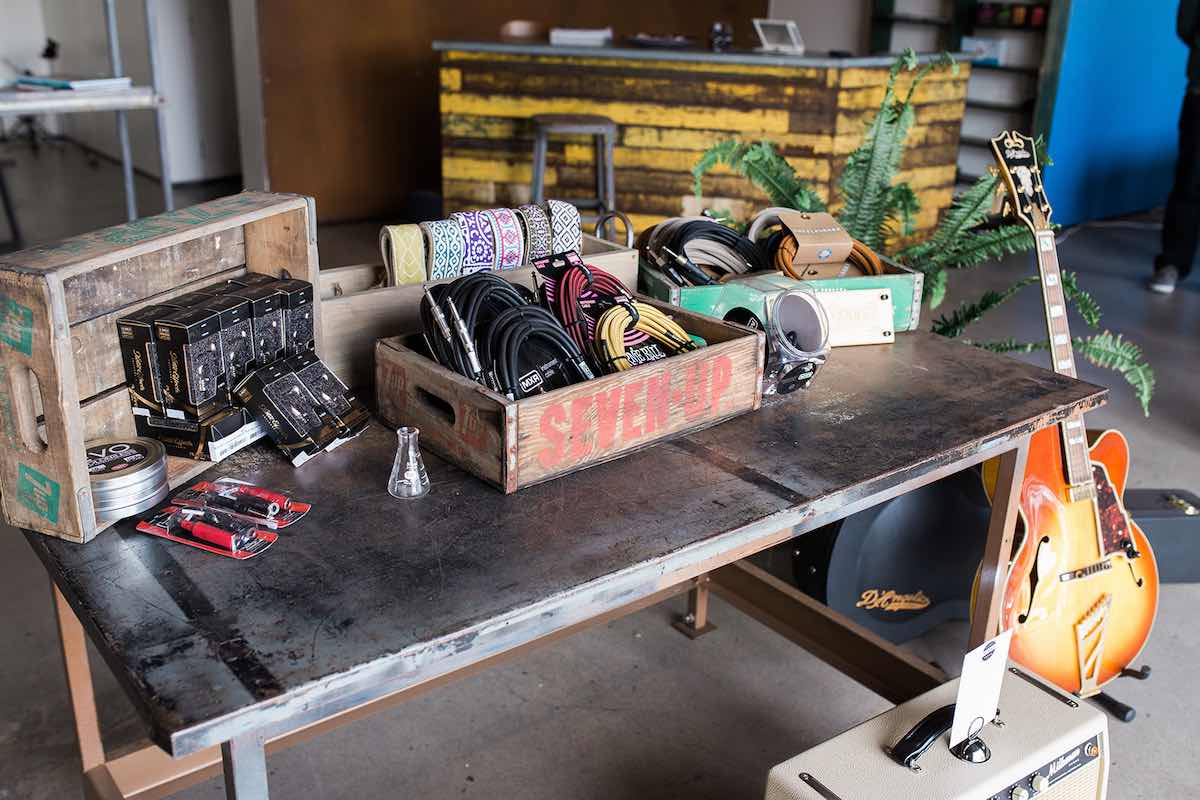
[435, 41, 969, 233]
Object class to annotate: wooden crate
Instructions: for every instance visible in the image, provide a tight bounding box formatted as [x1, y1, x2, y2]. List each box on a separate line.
[0, 191, 320, 542]
[375, 298, 765, 493]
[319, 234, 637, 389]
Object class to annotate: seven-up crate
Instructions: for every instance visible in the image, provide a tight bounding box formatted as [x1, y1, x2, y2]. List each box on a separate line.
[0, 192, 320, 543]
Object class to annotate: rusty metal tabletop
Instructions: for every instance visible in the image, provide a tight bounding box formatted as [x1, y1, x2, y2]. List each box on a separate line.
[26, 333, 1106, 758]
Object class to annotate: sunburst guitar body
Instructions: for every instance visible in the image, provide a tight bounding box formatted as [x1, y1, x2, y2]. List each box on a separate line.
[980, 131, 1159, 697]
[984, 427, 1158, 694]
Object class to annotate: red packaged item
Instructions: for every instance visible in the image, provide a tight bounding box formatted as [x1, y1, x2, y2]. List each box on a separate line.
[136, 506, 277, 559]
[170, 477, 311, 528]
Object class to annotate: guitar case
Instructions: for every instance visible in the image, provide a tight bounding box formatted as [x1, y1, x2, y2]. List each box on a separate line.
[766, 478, 1200, 646]
[783, 468, 992, 644]
[1124, 488, 1200, 583]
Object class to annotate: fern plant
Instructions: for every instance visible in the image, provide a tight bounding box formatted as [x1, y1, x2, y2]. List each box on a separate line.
[690, 48, 1155, 414]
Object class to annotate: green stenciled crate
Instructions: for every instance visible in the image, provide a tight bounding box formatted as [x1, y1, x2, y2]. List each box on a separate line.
[639, 255, 924, 333]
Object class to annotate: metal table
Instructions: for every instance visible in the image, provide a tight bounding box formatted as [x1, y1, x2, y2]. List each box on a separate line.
[27, 333, 1105, 799]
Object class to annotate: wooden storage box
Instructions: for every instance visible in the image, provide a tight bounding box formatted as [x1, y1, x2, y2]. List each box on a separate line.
[375, 298, 765, 493]
[0, 192, 320, 543]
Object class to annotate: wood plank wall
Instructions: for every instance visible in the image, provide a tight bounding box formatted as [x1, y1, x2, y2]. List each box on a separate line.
[440, 51, 970, 235]
[256, 0, 766, 222]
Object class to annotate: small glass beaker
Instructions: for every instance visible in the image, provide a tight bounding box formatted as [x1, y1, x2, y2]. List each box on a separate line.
[387, 427, 430, 499]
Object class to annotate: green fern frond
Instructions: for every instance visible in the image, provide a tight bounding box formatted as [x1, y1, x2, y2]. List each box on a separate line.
[1059, 270, 1102, 328]
[691, 140, 743, 196]
[885, 183, 921, 237]
[972, 337, 1034, 353]
[692, 139, 825, 211]
[1074, 331, 1155, 415]
[931, 275, 1039, 337]
[935, 225, 1035, 271]
[899, 172, 1001, 262]
[838, 51, 955, 250]
[924, 267, 948, 307]
[971, 332, 1154, 414]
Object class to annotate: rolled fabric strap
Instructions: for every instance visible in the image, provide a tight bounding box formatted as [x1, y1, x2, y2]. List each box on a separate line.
[486, 207, 524, 270]
[419, 219, 467, 281]
[544, 199, 583, 254]
[516, 203, 552, 260]
[379, 224, 426, 286]
[451, 210, 499, 271]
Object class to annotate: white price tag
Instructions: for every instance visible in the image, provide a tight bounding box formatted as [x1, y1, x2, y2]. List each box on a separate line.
[950, 630, 1012, 748]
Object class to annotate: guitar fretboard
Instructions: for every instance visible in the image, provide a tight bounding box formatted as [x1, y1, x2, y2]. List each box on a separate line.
[1033, 229, 1091, 491]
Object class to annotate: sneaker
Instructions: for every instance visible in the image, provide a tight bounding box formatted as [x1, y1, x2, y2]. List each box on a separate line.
[1148, 265, 1178, 294]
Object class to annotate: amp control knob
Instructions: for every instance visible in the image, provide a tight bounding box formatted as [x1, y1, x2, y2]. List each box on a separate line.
[1031, 774, 1051, 793]
[1011, 787, 1030, 800]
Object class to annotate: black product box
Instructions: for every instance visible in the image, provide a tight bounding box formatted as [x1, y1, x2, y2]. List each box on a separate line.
[135, 407, 266, 461]
[168, 288, 219, 309]
[154, 306, 230, 421]
[235, 361, 354, 467]
[282, 351, 369, 436]
[116, 304, 172, 414]
[200, 294, 255, 388]
[267, 278, 315, 356]
[226, 272, 278, 289]
[225, 284, 286, 365]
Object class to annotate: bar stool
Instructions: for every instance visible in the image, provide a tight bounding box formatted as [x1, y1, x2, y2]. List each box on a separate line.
[530, 114, 617, 219]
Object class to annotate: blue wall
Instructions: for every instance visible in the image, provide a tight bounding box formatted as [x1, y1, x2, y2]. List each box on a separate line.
[1043, 1, 1189, 225]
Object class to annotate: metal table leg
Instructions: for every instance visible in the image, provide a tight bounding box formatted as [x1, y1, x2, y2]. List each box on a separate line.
[104, 0, 138, 221]
[221, 732, 269, 799]
[969, 439, 1030, 649]
[144, 0, 174, 212]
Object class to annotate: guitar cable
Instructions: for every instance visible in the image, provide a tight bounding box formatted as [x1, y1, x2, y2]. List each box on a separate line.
[748, 206, 884, 278]
[478, 305, 594, 398]
[640, 217, 770, 285]
[421, 272, 593, 398]
[594, 300, 698, 371]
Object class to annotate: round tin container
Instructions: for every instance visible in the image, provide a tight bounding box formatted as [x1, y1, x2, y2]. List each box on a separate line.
[86, 437, 169, 524]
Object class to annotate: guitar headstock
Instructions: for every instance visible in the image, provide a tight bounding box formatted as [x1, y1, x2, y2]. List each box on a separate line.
[990, 130, 1052, 232]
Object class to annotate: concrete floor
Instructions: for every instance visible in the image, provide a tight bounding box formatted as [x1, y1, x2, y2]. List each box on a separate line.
[0, 142, 1197, 799]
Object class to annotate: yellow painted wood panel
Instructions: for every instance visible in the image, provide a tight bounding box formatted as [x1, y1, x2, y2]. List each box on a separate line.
[442, 156, 555, 186]
[837, 63, 972, 89]
[838, 80, 967, 110]
[458, 70, 831, 108]
[442, 49, 825, 80]
[622, 125, 835, 154]
[442, 93, 792, 133]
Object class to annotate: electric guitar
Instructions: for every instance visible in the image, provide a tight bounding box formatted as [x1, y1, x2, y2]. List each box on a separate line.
[985, 131, 1159, 697]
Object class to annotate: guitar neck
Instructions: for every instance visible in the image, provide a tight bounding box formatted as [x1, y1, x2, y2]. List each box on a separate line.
[1033, 227, 1093, 494]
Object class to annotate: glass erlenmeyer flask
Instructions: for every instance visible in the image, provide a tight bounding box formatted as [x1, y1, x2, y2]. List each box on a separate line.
[387, 427, 430, 499]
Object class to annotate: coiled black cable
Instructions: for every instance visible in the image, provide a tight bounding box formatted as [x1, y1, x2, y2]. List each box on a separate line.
[421, 272, 592, 398]
[480, 306, 594, 398]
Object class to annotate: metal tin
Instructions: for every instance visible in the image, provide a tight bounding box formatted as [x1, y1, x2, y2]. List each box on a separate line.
[86, 437, 169, 524]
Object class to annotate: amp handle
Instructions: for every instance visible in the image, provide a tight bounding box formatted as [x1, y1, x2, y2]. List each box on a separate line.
[889, 703, 955, 770]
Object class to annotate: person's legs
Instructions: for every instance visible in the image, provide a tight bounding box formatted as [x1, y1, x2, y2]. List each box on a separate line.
[1153, 90, 1200, 292]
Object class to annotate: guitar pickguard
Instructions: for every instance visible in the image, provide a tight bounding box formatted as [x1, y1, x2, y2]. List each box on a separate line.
[1093, 462, 1132, 556]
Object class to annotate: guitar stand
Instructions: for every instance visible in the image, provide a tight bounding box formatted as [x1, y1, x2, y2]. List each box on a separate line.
[1089, 664, 1151, 722]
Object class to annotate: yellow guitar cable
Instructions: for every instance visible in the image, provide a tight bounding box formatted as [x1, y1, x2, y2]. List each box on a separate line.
[594, 301, 698, 372]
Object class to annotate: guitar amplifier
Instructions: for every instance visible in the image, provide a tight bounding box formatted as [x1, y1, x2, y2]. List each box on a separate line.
[765, 666, 1108, 800]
